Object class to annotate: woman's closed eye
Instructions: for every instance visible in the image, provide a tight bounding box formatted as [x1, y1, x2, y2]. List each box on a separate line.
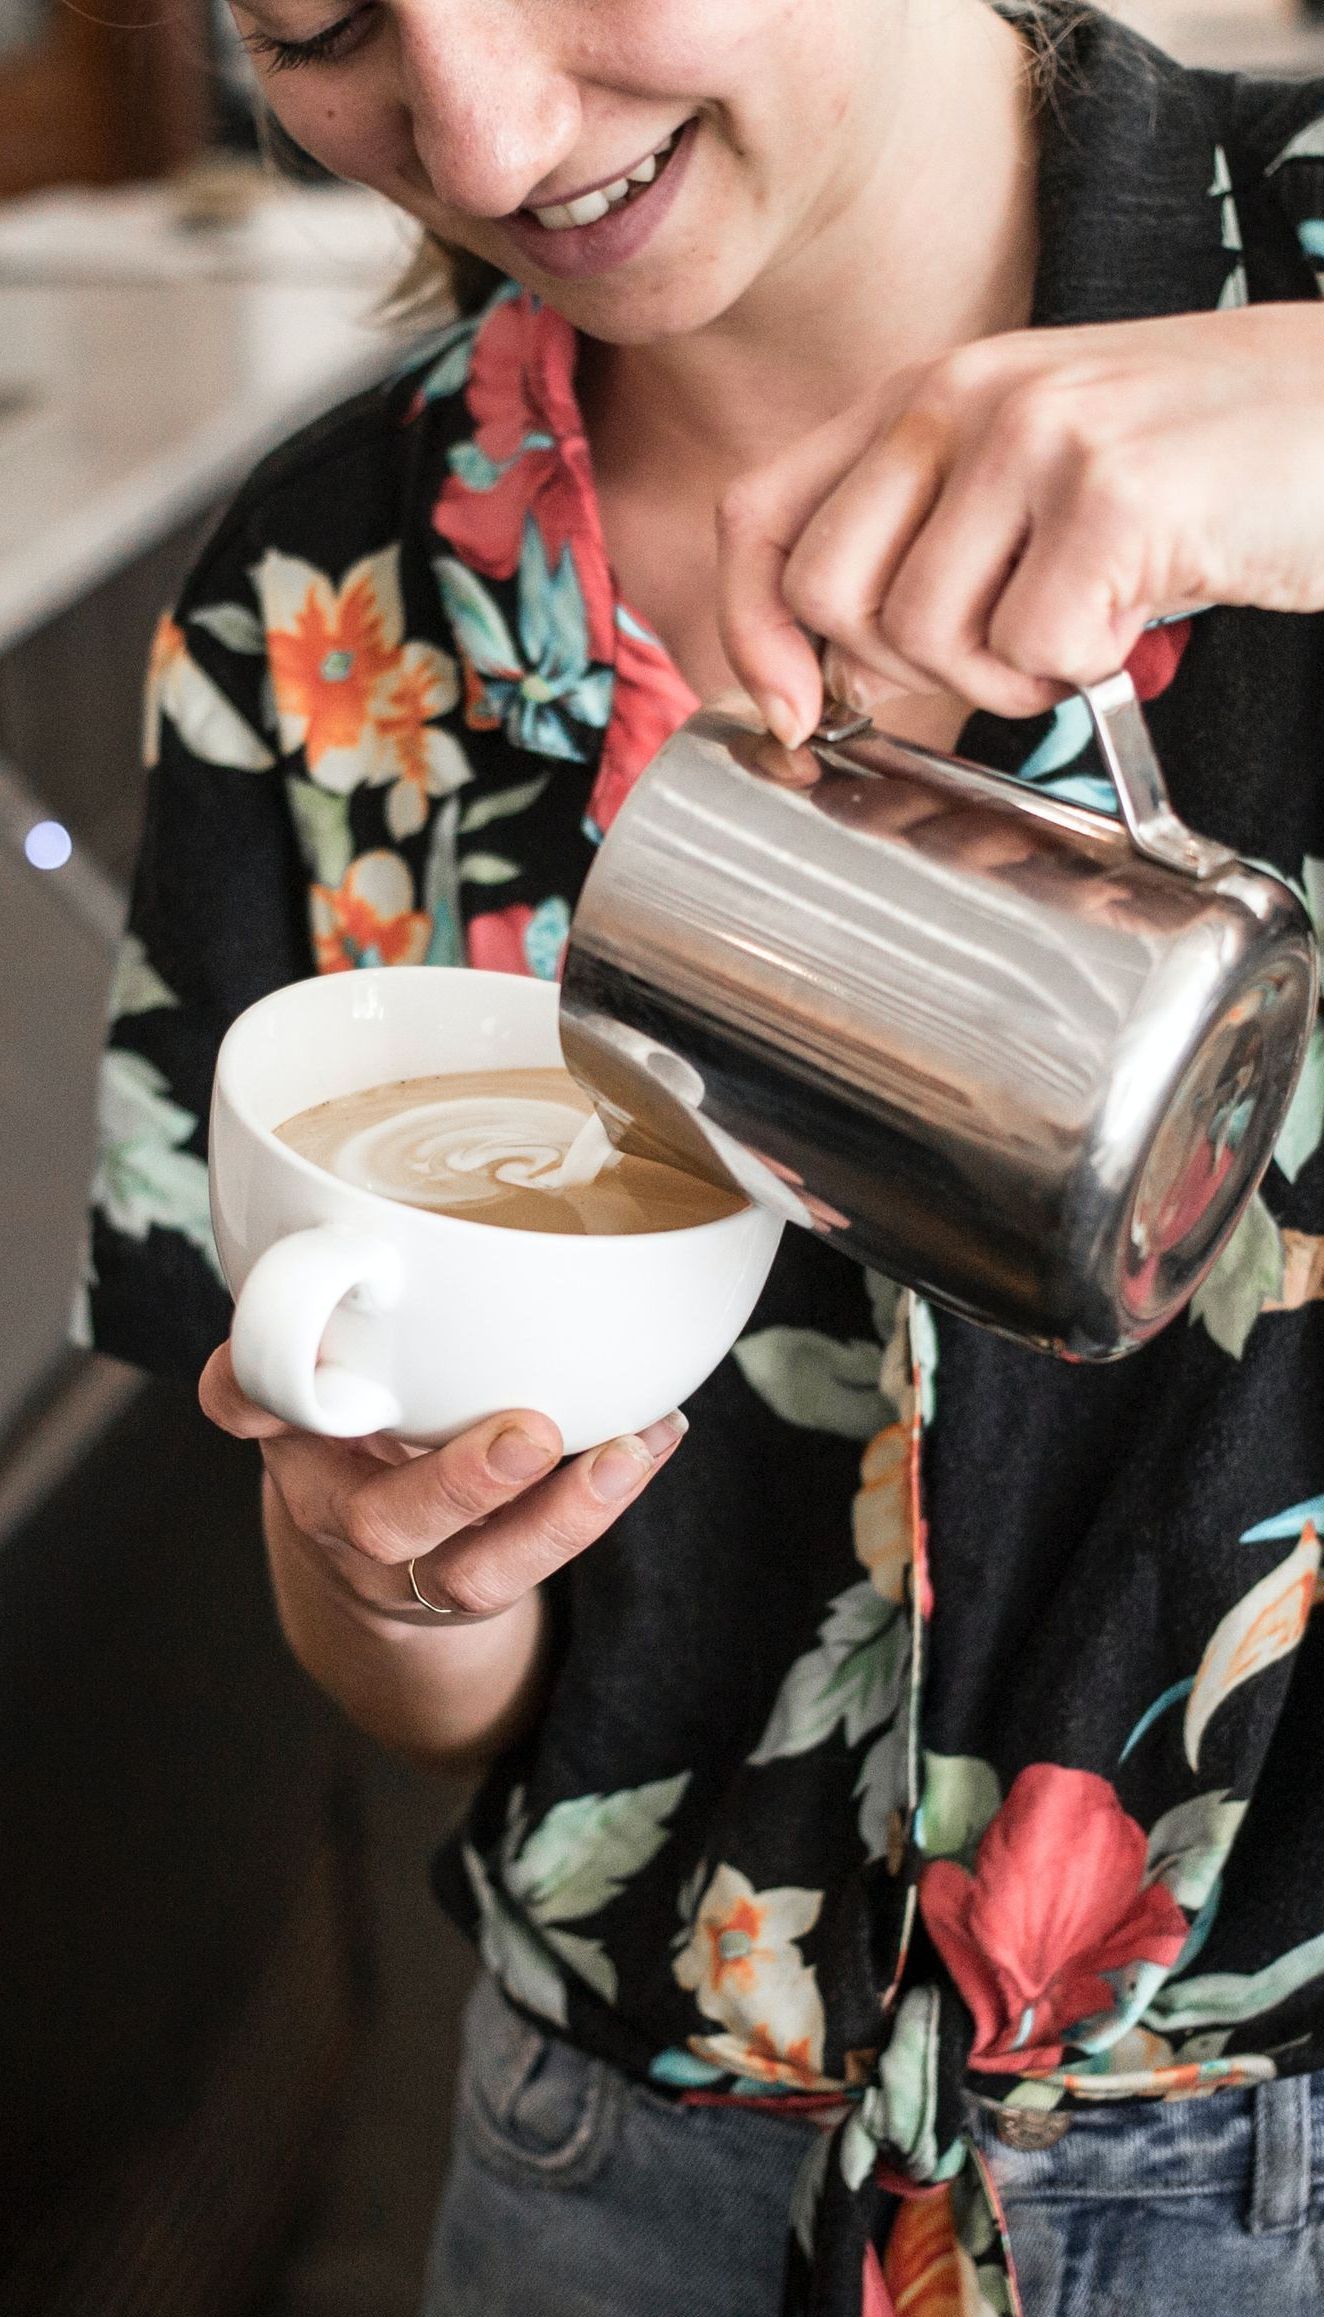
[240, 2, 379, 72]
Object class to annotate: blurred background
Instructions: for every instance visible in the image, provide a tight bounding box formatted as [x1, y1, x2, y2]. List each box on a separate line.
[0, 2, 1320, 2313]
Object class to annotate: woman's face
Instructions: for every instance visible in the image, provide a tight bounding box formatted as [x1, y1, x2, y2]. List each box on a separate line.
[230, 0, 905, 342]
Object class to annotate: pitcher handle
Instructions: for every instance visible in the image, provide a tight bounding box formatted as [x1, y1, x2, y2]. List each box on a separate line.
[1081, 671, 1233, 883]
[815, 617, 1233, 884]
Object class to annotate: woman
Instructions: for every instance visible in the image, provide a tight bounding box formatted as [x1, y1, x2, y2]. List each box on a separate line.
[87, 1, 1324, 2310]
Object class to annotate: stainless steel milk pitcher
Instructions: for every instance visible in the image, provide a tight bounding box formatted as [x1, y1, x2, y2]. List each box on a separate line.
[559, 675, 1319, 1359]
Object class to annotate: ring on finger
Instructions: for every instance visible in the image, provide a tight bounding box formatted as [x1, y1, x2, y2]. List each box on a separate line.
[408, 1557, 464, 1616]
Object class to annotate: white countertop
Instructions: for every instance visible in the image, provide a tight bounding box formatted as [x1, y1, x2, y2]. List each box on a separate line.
[0, 187, 422, 650]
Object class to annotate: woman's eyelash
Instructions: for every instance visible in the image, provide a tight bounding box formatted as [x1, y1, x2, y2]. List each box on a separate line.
[241, 7, 371, 70]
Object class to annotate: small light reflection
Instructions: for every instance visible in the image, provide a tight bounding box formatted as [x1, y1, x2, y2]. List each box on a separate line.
[24, 819, 72, 871]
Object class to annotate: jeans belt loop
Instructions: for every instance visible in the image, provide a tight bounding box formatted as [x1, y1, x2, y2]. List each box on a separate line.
[1248, 2074, 1312, 2235]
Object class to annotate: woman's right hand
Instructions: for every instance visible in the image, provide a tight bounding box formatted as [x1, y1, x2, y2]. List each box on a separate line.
[200, 1341, 687, 1625]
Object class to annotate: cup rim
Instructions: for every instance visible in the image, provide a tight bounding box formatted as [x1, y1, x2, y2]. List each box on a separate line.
[214, 965, 760, 1250]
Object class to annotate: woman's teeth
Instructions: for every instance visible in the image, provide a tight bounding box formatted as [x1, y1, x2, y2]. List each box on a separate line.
[527, 131, 680, 231]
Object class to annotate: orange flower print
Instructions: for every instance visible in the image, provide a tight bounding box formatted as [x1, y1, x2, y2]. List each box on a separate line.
[143, 612, 274, 772]
[674, 1864, 832, 2089]
[1183, 1523, 1321, 1769]
[255, 547, 468, 835]
[853, 1421, 913, 1605]
[309, 851, 431, 974]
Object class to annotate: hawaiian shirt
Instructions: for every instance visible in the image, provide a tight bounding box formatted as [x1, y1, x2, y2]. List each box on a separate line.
[86, 14, 1324, 2316]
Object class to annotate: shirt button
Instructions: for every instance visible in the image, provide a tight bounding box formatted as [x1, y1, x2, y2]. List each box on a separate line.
[993, 2108, 1072, 2151]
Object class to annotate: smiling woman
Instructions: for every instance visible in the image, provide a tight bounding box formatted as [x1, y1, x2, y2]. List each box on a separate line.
[83, 1, 1324, 2314]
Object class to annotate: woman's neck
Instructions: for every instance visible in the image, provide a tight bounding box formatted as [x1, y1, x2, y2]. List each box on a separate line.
[580, 2, 1040, 493]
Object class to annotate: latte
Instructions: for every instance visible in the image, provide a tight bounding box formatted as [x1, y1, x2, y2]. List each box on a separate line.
[276, 1066, 743, 1236]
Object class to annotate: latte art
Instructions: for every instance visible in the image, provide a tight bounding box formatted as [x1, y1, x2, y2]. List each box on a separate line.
[336, 1095, 615, 1209]
[276, 1067, 742, 1236]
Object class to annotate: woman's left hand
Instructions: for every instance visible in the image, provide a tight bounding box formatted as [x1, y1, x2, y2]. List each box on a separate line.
[717, 304, 1324, 740]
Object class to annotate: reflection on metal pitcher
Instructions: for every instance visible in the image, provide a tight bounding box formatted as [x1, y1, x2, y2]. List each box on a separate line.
[560, 679, 1318, 1360]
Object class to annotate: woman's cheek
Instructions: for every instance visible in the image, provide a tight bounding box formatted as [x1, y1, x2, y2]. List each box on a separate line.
[263, 78, 411, 192]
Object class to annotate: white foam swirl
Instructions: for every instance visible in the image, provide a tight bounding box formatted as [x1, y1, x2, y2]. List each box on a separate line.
[334, 1096, 615, 1209]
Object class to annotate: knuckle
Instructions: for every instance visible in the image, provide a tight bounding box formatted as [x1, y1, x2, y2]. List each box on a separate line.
[783, 552, 852, 640]
[923, 339, 998, 411]
[1070, 440, 1147, 532]
[432, 1554, 509, 1620]
[426, 1454, 502, 1529]
[879, 592, 941, 673]
[988, 379, 1064, 469]
[339, 1492, 406, 1565]
[716, 475, 769, 542]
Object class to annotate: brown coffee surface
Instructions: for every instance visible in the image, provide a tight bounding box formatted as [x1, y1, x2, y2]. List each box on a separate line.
[276, 1066, 744, 1236]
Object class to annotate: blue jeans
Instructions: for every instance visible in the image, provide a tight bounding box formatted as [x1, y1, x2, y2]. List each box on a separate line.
[423, 1975, 1324, 2316]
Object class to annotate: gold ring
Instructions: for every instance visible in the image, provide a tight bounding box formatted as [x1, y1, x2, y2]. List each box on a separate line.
[407, 1558, 459, 1616]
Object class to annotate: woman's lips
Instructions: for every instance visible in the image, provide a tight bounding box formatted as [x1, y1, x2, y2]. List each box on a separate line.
[501, 119, 697, 281]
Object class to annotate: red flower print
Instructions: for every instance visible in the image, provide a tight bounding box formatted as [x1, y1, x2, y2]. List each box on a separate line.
[467, 903, 537, 978]
[1125, 618, 1191, 703]
[433, 293, 615, 661]
[919, 1765, 1189, 2074]
[585, 607, 698, 836]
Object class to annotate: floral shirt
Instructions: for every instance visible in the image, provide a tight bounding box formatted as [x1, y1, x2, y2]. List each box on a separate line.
[87, 14, 1324, 2315]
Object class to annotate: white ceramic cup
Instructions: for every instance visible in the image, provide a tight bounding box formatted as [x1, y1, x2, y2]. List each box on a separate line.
[209, 966, 784, 1452]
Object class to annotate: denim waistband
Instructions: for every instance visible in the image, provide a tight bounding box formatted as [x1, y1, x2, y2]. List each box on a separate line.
[967, 2075, 1321, 2227]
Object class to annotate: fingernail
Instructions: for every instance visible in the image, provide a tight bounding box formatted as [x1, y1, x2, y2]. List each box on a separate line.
[589, 1435, 655, 1503]
[765, 696, 803, 750]
[488, 1426, 557, 1484]
[638, 1410, 688, 1457]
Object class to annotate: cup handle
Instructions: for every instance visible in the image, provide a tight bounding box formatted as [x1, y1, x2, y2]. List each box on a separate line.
[230, 1224, 404, 1438]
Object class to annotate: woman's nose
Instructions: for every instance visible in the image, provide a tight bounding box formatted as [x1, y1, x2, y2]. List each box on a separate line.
[395, 0, 582, 217]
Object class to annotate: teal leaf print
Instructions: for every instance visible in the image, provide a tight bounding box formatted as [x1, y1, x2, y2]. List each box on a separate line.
[854, 1723, 909, 1864]
[109, 934, 180, 1021]
[462, 1840, 572, 2027]
[410, 311, 486, 404]
[1188, 1191, 1283, 1357]
[1184, 1528, 1321, 1769]
[435, 524, 611, 763]
[448, 439, 513, 492]
[93, 1050, 222, 1282]
[916, 1753, 1002, 1864]
[1146, 1928, 1324, 2032]
[539, 1926, 618, 2007]
[286, 775, 354, 887]
[422, 795, 464, 967]
[458, 773, 550, 834]
[465, 1771, 690, 2020]
[524, 896, 570, 981]
[459, 850, 520, 886]
[912, 1295, 938, 1424]
[648, 2046, 726, 2090]
[189, 601, 266, 655]
[1119, 1678, 1194, 1764]
[789, 2134, 831, 2261]
[1303, 855, 1323, 941]
[1242, 1492, 1324, 1544]
[1274, 1023, 1324, 1183]
[748, 1581, 908, 1764]
[1017, 696, 1092, 785]
[841, 1987, 946, 2189]
[1144, 1792, 1247, 1913]
[878, 1985, 944, 2174]
[503, 1773, 691, 1925]
[732, 1329, 885, 1438]
[436, 554, 522, 674]
[1266, 113, 1324, 172]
